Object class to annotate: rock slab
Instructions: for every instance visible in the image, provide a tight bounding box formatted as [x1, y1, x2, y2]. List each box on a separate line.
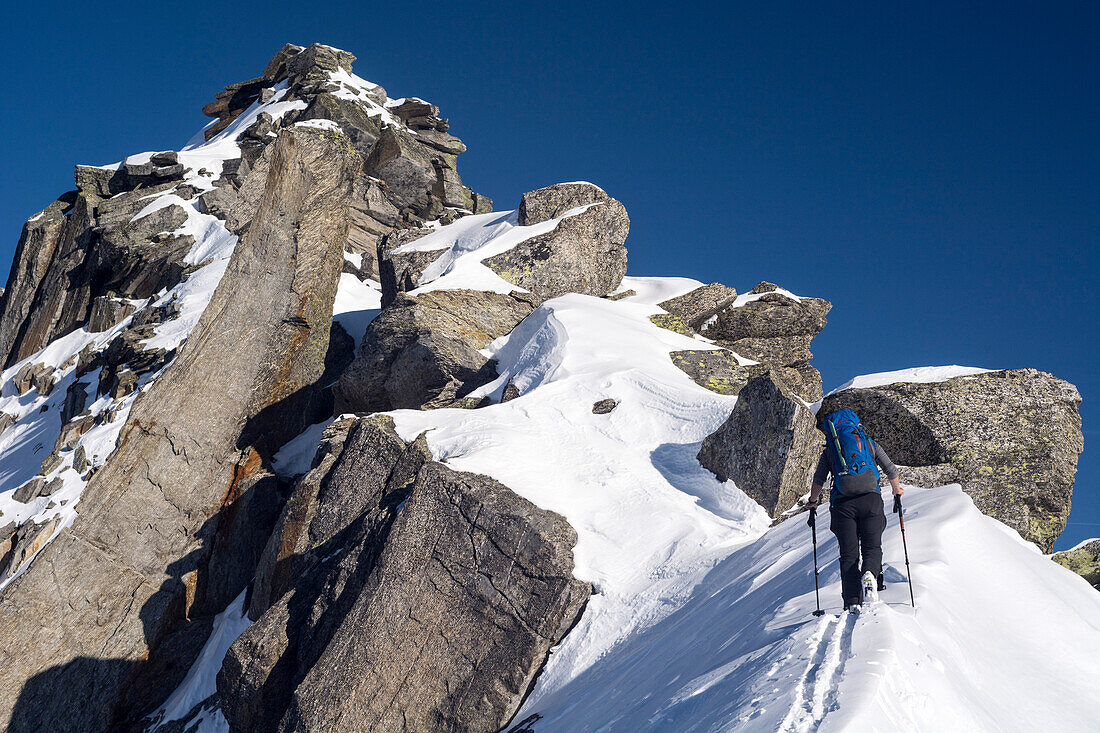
[698, 372, 823, 517]
[219, 418, 590, 733]
[820, 368, 1083, 551]
[278, 462, 589, 732]
[0, 125, 358, 731]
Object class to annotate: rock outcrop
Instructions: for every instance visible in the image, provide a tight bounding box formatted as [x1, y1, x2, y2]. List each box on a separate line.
[376, 227, 438, 307]
[0, 192, 95, 368]
[658, 282, 738, 332]
[335, 289, 536, 412]
[379, 182, 631, 309]
[658, 281, 829, 403]
[219, 417, 590, 733]
[0, 193, 77, 365]
[694, 282, 830, 401]
[218, 416, 429, 730]
[1052, 540, 1100, 591]
[0, 123, 359, 729]
[483, 183, 629, 301]
[195, 42, 484, 281]
[698, 372, 823, 517]
[821, 369, 1083, 551]
[669, 350, 810, 400]
[517, 182, 611, 226]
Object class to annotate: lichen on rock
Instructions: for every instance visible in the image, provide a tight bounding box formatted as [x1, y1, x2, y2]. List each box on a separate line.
[821, 368, 1084, 551]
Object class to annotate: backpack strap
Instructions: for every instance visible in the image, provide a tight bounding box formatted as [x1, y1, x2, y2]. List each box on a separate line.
[826, 419, 849, 474]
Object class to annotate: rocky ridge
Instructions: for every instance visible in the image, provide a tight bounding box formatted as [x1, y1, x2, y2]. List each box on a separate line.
[0, 42, 500, 731]
[0, 41, 1088, 733]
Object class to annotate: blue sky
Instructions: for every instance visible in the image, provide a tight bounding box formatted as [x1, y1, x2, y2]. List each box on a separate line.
[1, 1, 1096, 548]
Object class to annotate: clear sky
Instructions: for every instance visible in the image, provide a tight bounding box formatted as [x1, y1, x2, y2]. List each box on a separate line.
[2, 1, 1096, 549]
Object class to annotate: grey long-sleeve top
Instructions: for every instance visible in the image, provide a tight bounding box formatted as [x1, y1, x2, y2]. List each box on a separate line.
[812, 440, 899, 486]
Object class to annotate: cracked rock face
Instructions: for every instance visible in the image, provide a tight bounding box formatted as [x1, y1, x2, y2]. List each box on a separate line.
[219, 418, 590, 733]
[698, 372, 824, 518]
[821, 368, 1083, 551]
[219, 415, 430, 731]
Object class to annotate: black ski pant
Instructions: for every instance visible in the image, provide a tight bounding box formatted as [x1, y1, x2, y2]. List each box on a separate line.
[830, 492, 887, 606]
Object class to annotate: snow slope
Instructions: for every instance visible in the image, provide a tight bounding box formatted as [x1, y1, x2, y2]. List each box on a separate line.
[374, 276, 1100, 730]
[507, 483, 1100, 732]
[388, 203, 606, 296]
[391, 293, 772, 689]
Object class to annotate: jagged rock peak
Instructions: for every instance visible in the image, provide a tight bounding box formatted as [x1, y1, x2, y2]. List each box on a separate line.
[181, 42, 488, 275]
[200, 43, 363, 140]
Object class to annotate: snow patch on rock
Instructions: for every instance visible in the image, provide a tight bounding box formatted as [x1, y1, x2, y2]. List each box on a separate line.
[829, 365, 995, 396]
[382, 203, 606, 296]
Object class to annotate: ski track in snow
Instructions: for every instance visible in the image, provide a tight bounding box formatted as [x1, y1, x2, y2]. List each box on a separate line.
[779, 612, 855, 733]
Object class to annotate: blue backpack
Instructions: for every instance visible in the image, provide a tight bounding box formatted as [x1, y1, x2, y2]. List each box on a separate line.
[823, 409, 880, 497]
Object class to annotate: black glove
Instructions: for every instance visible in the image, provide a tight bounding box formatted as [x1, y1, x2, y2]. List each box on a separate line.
[807, 506, 817, 528]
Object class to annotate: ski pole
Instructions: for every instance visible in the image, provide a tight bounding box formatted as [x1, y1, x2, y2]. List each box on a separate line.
[893, 495, 916, 608]
[809, 506, 825, 617]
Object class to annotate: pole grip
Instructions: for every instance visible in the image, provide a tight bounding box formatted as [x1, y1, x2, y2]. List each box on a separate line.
[893, 494, 902, 515]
